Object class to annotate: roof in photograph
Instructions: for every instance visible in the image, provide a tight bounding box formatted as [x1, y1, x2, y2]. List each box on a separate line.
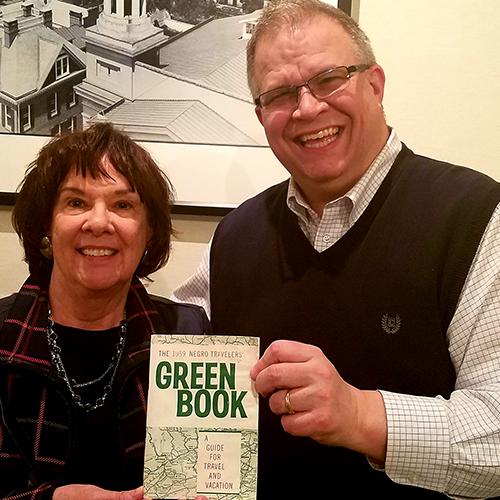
[0, 10, 86, 99]
[94, 98, 259, 145]
[54, 24, 87, 50]
[159, 11, 261, 101]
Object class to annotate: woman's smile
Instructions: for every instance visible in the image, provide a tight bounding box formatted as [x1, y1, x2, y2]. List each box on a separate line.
[49, 157, 151, 296]
[78, 247, 118, 257]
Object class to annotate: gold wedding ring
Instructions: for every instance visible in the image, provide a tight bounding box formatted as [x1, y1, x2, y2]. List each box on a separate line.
[285, 391, 295, 415]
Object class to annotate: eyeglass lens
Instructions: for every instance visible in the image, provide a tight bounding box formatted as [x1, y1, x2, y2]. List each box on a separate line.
[259, 66, 351, 110]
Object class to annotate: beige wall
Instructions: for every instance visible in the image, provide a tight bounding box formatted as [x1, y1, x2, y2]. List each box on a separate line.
[0, 207, 27, 297]
[359, 0, 500, 179]
[0, 207, 220, 299]
[145, 214, 221, 298]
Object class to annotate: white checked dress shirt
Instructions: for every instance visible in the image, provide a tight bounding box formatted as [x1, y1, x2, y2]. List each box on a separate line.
[172, 131, 500, 498]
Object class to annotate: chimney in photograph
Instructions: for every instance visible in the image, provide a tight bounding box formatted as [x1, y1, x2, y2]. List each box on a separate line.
[3, 19, 19, 48]
[22, 3, 33, 17]
[42, 9, 53, 28]
[69, 10, 83, 27]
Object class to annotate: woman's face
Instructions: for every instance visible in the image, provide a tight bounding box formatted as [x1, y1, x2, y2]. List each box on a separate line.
[48, 157, 151, 296]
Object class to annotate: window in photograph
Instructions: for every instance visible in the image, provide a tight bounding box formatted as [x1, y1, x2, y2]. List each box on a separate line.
[97, 60, 120, 78]
[124, 0, 132, 16]
[21, 105, 32, 132]
[48, 93, 59, 117]
[68, 89, 77, 108]
[62, 116, 77, 133]
[51, 123, 61, 136]
[2, 105, 15, 132]
[55, 54, 70, 79]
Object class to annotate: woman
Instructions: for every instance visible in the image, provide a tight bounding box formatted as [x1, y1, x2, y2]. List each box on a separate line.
[0, 123, 211, 500]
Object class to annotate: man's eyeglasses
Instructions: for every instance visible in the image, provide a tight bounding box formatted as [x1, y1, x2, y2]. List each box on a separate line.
[255, 64, 371, 111]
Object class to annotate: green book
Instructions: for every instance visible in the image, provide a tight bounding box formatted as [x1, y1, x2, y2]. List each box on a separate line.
[144, 334, 260, 500]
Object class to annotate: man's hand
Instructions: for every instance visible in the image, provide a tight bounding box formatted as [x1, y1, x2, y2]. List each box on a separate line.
[53, 485, 147, 500]
[250, 340, 388, 462]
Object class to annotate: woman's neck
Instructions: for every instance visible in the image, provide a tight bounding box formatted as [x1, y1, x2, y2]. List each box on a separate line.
[48, 280, 129, 330]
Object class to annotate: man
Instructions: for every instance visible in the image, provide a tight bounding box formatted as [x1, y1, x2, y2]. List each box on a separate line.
[173, 0, 500, 497]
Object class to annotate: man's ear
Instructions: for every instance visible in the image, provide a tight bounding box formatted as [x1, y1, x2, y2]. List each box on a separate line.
[367, 64, 386, 105]
[255, 106, 264, 126]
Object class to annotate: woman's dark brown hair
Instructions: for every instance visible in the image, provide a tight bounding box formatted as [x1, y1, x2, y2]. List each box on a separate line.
[13, 122, 175, 280]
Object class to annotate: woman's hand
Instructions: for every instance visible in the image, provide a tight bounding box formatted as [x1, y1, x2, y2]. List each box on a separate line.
[54, 486, 219, 500]
[53, 485, 147, 500]
[177, 497, 210, 500]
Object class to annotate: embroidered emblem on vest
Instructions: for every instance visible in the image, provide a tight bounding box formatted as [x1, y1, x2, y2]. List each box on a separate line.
[381, 314, 401, 334]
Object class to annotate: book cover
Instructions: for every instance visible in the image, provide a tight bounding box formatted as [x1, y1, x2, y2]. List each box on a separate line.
[144, 334, 259, 500]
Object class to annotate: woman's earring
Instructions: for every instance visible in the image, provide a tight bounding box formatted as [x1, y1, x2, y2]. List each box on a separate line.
[39, 236, 53, 260]
[139, 248, 149, 267]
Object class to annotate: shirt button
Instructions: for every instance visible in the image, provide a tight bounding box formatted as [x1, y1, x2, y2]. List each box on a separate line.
[408, 472, 419, 483]
[322, 234, 331, 243]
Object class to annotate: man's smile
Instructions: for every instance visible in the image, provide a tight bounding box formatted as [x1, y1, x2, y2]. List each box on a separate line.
[298, 126, 340, 148]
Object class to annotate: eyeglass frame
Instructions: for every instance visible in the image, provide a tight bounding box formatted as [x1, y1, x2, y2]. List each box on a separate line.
[254, 64, 371, 110]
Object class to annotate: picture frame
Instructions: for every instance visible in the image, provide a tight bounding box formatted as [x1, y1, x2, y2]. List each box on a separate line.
[0, 0, 356, 213]
[0, 135, 286, 216]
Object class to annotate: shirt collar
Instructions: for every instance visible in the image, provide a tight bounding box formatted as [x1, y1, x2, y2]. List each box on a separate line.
[287, 129, 402, 225]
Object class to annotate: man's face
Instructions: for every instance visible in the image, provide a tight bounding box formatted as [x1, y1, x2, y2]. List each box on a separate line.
[254, 16, 389, 213]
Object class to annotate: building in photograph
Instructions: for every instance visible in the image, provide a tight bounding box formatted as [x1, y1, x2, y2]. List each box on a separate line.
[50, 0, 102, 51]
[0, 2, 86, 135]
[77, 0, 266, 146]
[0, 0, 265, 145]
[75, 0, 166, 119]
[48, 0, 101, 29]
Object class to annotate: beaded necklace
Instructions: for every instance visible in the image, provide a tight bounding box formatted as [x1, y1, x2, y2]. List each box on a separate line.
[46, 310, 127, 412]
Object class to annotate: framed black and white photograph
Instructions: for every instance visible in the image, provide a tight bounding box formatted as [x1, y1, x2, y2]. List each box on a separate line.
[0, 0, 356, 210]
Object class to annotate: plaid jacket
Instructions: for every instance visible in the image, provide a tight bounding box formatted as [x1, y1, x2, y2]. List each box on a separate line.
[0, 278, 211, 499]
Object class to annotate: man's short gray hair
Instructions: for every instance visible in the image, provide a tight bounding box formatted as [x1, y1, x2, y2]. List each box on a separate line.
[247, 0, 377, 100]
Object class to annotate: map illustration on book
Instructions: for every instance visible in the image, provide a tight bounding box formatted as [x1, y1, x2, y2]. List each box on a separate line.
[144, 334, 260, 500]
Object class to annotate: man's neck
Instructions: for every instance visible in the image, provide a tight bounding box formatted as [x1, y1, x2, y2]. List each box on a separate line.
[294, 128, 395, 217]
